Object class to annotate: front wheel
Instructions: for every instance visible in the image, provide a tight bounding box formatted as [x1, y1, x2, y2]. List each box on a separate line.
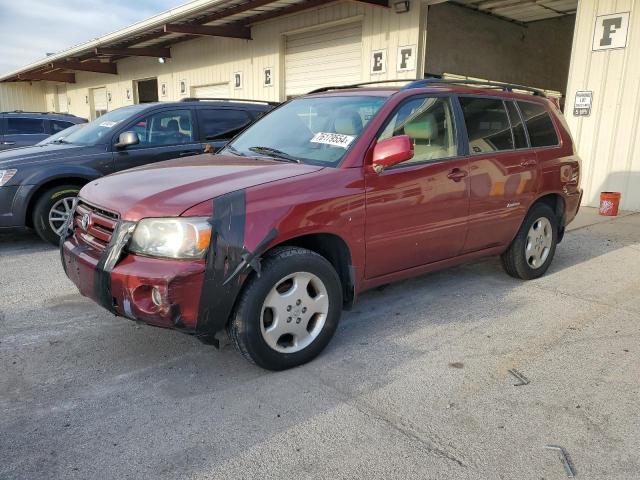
[501, 203, 558, 280]
[229, 247, 343, 370]
[32, 185, 80, 245]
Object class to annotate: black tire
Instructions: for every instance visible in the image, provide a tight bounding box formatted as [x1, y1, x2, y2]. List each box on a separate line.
[32, 185, 80, 245]
[501, 202, 558, 280]
[229, 246, 343, 371]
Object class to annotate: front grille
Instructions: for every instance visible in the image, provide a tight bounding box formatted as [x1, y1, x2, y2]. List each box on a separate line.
[73, 200, 120, 251]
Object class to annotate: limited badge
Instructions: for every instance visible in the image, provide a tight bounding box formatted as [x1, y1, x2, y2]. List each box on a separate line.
[310, 132, 356, 149]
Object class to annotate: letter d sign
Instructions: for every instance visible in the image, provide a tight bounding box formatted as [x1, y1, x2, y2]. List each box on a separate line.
[593, 12, 629, 51]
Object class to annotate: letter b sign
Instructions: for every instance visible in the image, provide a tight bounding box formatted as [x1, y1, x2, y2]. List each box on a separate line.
[593, 12, 629, 51]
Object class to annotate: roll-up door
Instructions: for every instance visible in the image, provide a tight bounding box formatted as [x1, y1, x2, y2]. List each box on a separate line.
[191, 83, 230, 99]
[285, 22, 362, 97]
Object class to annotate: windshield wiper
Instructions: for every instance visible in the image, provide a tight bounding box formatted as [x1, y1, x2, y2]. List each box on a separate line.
[51, 139, 71, 145]
[248, 146, 301, 164]
[225, 144, 247, 157]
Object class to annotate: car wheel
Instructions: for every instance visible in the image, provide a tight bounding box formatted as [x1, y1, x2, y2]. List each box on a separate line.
[501, 202, 558, 280]
[229, 246, 343, 370]
[32, 185, 80, 245]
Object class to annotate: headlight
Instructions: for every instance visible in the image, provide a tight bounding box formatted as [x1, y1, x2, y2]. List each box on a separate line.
[0, 169, 17, 186]
[128, 217, 212, 259]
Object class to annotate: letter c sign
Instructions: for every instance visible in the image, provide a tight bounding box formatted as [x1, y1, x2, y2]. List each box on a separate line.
[593, 12, 630, 51]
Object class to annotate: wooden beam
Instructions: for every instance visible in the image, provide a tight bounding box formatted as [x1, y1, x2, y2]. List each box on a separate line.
[49, 60, 118, 74]
[164, 23, 252, 40]
[17, 71, 76, 83]
[94, 47, 171, 58]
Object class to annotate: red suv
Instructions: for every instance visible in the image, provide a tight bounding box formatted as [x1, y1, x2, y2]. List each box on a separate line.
[61, 80, 582, 370]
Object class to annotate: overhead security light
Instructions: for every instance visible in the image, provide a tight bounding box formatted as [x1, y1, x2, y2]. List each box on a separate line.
[394, 1, 410, 13]
[158, 57, 167, 64]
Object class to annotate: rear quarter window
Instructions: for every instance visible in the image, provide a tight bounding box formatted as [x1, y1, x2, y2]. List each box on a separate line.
[517, 101, 559, 148]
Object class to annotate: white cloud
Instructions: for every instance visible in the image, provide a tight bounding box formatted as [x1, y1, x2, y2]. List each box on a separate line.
[0, 0, 181, 76]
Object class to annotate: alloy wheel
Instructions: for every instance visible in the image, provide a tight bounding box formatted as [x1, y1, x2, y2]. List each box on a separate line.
[48, 197, 75, 236]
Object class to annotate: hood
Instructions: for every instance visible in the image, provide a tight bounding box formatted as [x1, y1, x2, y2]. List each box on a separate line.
[0, 143, 91, 169]
[79, 154, 324, 220]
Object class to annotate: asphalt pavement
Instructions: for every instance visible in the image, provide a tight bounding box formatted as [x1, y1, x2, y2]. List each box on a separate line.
[1, 210, 639, 479]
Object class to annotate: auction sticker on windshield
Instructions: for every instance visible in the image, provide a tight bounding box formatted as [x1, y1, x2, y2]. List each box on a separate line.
[311, 132, 355, 149]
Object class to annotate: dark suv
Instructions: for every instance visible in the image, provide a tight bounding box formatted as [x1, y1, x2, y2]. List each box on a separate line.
[61, 79, 582, 370]
[0, 111, 87, 150]
[0, 99, 276, 243]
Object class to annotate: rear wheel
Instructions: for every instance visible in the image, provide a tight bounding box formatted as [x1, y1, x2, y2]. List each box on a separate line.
[501, 203, 558, 280]
[229, 247, 343, 370]
[32, 185, 80, 245]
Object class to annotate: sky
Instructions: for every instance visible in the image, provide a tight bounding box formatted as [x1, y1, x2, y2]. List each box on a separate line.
[0, 0, 182, 76]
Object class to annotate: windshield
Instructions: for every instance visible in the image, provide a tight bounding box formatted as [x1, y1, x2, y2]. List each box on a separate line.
[36, 123, 85, 146]
[63, 105, 146, 146]
[224, 96, 387, 166]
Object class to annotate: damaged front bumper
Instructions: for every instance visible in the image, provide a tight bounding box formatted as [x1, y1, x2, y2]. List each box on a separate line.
[61, 232, 206, 333]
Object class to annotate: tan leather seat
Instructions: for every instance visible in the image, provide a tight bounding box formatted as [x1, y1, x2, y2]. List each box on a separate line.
[404, 113, 449, 161]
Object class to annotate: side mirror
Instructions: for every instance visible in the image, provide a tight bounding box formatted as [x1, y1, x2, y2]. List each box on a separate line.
[372, 135, 414, 174]
[114, 131, 139, 149]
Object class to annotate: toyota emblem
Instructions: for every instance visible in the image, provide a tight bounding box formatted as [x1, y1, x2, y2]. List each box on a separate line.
[81, 213, 90, 231]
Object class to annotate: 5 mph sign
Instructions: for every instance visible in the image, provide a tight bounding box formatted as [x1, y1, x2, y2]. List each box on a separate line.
[574, 91, 593, 117]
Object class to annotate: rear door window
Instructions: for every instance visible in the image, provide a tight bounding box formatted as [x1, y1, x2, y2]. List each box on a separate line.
[7, 117, 45, 135]
[459, 98, 514, 154]
[517, 101, 559, 148]
[197, 109, 252, 140]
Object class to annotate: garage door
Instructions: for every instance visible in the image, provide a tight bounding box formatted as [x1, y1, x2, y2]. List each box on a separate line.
[191, 83, 230, 99]
[92, 87, 107, 119]
[285, 22, 362, 97]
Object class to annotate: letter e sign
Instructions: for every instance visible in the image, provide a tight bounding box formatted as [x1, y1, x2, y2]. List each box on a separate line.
[371, 49, 387, 75]
[593, 12, 630, 50]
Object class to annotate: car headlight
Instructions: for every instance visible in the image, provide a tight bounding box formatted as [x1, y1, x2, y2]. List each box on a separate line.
[128, 217, 212, 259]
[0, 169, 17, 186]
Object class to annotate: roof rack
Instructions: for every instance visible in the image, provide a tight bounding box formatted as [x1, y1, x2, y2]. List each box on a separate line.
[308, 79, 413, 94]
[180, 97, 279, 106]
[308, 78, 547, 97]
[0, 110, 79, 116]
[401, 78, 547, 97]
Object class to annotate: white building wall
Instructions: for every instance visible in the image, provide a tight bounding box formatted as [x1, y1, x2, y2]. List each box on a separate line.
[36, 0, 423, 119]
[565, 0, 640, 211]
[0, 82, 46, 111]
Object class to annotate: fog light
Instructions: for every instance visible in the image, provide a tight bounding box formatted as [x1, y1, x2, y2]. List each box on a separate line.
[151, 287, 162, 307]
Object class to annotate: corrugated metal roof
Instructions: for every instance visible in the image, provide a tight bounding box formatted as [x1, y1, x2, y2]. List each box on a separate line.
[452, 0, 578, 23]
[0, 0, 311, 82]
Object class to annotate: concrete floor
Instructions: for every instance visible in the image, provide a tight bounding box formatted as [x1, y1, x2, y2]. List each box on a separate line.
[1, 209, 639, 479]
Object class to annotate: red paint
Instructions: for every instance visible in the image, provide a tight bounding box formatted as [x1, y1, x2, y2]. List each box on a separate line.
[62, 85, 582, 337]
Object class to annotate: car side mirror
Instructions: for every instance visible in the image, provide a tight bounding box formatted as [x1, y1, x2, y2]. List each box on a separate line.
[372, 135, 414, 174]
[114, 131, 139, 149]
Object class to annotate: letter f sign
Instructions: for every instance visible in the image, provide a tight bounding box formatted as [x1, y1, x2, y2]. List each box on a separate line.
[600, 17, 622, 46]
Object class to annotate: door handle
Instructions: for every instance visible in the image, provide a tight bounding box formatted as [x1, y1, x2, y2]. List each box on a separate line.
[447, 168, 468, 182]
[1, 141, 16, 145]
[520, 159, 537, 167]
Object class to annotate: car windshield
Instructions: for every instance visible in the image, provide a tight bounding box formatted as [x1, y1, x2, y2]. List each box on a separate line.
[36, 123, 85, 146]
[224, 96, 387, 166]
[62, 105, 146, 146]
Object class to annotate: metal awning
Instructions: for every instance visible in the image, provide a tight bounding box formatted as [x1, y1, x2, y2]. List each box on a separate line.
[0, 0, 387, 83]
[451, 0, 578, 23]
